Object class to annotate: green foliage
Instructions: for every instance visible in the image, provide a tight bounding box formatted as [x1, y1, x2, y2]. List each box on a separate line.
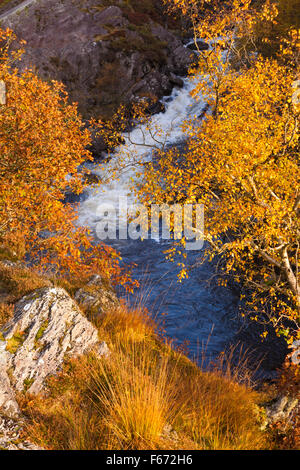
[6, 330, 26, 354]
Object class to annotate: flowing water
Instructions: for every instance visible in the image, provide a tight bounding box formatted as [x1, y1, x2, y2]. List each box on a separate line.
[77, 74, 241, 363]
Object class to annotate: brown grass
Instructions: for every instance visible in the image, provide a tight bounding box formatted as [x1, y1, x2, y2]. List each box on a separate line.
[0, 262, 50, 305]
[19, 300, 268, 450]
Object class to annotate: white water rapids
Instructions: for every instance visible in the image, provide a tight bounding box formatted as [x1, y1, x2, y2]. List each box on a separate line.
[77, 75, 204, 226]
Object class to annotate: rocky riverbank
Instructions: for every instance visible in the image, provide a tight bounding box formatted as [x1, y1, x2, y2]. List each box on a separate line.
[0, 261, 298, 450]
[1, 0, 194, 122]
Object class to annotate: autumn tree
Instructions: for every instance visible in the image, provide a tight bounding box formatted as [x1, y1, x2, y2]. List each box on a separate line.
[252, 0, 300, 64]
[0, 28, 133, 289]
[130, 0, 300, 342]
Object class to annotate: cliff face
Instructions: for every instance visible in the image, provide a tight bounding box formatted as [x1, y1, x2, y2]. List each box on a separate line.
[2, 0, 194, 119]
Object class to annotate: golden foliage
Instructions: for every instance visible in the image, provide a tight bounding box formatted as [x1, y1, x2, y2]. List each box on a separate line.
[20, 302, 267, 450]
[129, 1, 300, 343]
[0, 28, 135, 290]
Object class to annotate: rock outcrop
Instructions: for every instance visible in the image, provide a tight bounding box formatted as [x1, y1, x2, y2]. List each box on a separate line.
[0, 348, 20, 419]
[261, 395, 299, 434]
[75, 274, 119, 316]
[0, 286, 109, 420]
[186, 39, 209, 51]
[2, 0, 195, 124]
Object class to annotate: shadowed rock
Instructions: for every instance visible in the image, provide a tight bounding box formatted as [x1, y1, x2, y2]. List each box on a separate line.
[2, 0, 194, 120]
[186, 39, 209, 51]
[0, 415, 43, 450]
[75, 274, 119, 317]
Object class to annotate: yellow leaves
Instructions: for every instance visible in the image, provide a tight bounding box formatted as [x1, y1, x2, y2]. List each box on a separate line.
[0, 28, 136, 292]
[131, 3, 300, 343]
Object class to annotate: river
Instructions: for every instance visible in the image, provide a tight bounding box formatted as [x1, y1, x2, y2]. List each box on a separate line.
[77, 73, 241, 364]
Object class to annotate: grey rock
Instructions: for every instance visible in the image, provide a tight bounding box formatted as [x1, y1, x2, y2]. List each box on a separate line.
[0, 80, 6, 105]
[0, 287, 109, 398]
[2, 0, 193, 118]
[170, 45, 196, 75]
[161, 423, 179, 442]
[75, 275, 119, 317]
[289, 340, 300, 365]
[0, 415, 43, 450]
[264, 395, 299, 425]
[169, 73, 184, 88]
[0, 332, 20, 419]
[186, 39, 209, 51]
[0, 344, 20, 418]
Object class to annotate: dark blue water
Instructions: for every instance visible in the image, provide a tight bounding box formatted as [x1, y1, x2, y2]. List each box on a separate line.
[100, 234, 241, 363]
[77, 74, 242, 364]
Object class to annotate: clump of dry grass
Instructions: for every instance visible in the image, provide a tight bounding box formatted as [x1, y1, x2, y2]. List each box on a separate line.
[0, 262, 50, 304]
[19, 301, 268, 450]
[0, 261, 52, 328]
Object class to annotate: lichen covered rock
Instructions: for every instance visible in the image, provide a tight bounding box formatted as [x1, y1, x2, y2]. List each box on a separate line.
[75, 274, 119, 316]
[0, 287, 109, 401]
[0, 415, 43, 450]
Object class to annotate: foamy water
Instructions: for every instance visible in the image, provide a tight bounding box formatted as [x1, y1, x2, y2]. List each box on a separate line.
[77, 75, 205, 228]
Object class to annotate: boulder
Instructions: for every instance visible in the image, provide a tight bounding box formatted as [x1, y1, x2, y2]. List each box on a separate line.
[263, 395, 299, 428]
[83, 171, 101, 186]
[75, 275, 119, 316]
[0, 287, 109, 400]
[0, 80, 6, 105]
[186, 39, 209, 51]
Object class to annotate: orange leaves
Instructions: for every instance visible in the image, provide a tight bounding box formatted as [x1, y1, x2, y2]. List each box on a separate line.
[0, 28, 134, 292]
[135, 3, 300, 341]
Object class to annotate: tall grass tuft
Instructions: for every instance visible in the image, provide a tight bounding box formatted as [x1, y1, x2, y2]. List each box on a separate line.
[20, 302, 268, 450]
[89, 341, 179, 449]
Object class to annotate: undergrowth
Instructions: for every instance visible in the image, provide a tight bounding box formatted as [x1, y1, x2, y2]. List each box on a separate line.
[19, 301, 268, 450]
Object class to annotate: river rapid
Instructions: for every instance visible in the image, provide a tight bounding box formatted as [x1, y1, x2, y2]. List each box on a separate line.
[76, 72, 244, 364]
